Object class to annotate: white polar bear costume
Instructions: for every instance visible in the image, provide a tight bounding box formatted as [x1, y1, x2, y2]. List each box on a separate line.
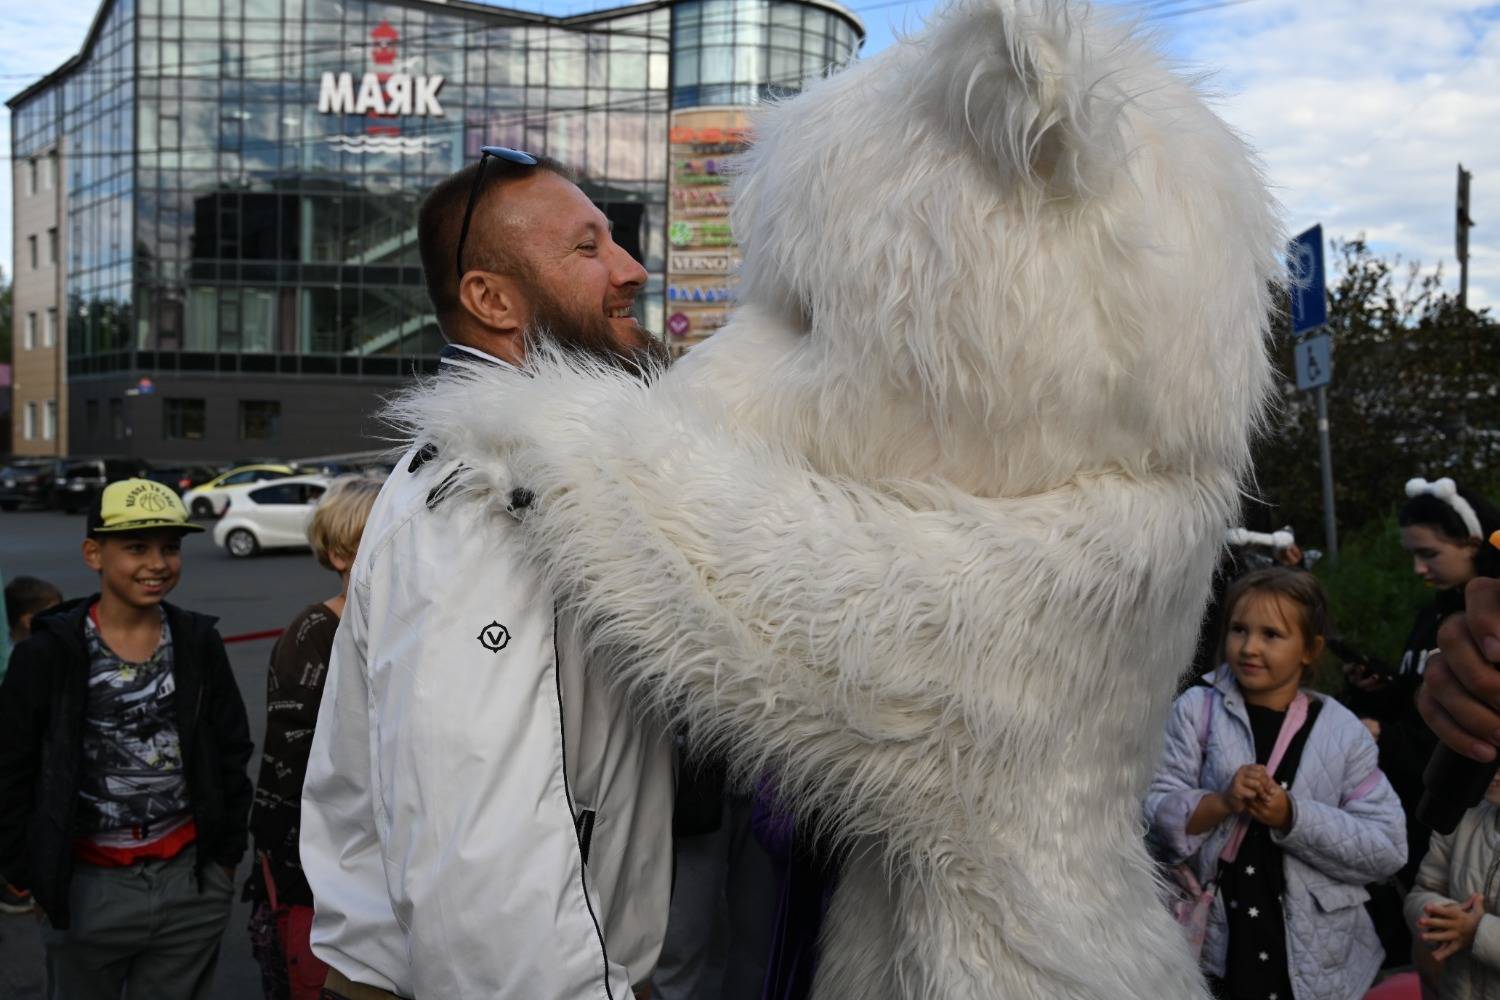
[393, 0, 1282, 996]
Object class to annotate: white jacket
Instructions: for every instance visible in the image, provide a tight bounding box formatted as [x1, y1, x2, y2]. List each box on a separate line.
[299, 412, 675, 999]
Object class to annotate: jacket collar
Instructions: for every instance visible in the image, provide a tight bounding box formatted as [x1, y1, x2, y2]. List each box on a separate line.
[1207, 662, 1322, 719]
[439, 342, 505, 369]
[35, 595, 217, 649]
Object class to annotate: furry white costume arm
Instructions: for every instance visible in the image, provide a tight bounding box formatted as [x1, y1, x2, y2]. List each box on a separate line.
[392, 353, 1224, 850]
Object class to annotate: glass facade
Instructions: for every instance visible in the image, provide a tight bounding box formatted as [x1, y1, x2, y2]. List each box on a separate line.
[671, 0, 861, 108]
[8, 0, 861, 457]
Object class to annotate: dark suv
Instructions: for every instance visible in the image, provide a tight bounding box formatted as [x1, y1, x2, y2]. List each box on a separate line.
[0, 458, 64, 511]
[53, 458, 154, 515]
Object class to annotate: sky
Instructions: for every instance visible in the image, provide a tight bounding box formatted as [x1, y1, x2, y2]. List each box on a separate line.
[2, 0, 1498, 307]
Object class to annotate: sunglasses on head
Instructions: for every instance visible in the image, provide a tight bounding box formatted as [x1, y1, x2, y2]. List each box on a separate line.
[455, 145, 540, 285]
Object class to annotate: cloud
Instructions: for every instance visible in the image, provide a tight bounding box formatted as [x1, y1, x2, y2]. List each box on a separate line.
[6, 0, 1497, 314]
[1133, 0, 1500, 308]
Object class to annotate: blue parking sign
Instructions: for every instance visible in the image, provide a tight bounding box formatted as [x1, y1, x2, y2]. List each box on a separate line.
[1289, 224, 1327, 335]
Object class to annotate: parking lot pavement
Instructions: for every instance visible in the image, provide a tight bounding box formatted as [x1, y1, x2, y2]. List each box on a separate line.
[1, 508, 334, 999]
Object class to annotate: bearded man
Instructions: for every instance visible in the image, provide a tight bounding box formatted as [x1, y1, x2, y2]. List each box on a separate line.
[299, 149, 674, 1000]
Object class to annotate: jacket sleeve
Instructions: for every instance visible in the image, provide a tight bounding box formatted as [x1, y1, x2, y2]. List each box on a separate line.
[0, 637, 49, 886]
[1403, 825, 1454, 937]
[1271, 716, 1407, 884]
[1144, 689, 1217, 863]
[206, 631, 256, 867]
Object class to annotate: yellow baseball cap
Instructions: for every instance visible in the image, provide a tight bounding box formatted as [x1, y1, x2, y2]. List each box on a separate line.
[87, 478, 204, 535]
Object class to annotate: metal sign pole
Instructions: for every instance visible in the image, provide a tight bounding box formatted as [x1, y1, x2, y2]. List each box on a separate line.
[1315, 384, 1338, 565]
[1290, 224, 1336, 565]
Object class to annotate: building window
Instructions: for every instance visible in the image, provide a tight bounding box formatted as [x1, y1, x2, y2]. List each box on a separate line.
[43, 400, 57, 441]
[24, 312, 37, 350]
[23, 402, 36, 440]
[86, 399, 100, 439]
[110, 399, 125, 440]
[27, 158, 36, 196]
[44, 308, 57, 348]
[28, 235, 37, 270]
[47, 228, 57, 265]
[239, 400, 281, 442]
[164, 398, 206, 440]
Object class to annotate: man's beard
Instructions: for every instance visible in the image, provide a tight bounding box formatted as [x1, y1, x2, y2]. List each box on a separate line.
[524, 283, 670, 380]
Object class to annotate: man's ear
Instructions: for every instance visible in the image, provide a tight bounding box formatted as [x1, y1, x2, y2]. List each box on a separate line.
[459, 271, 527, 333]
[457, 270, 528, 363]
[82, 537, 104, 572]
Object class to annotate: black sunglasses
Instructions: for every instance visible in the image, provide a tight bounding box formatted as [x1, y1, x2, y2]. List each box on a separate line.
[455, 145, 540, 285]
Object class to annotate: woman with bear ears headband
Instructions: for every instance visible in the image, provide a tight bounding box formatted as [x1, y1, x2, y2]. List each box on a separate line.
[1346, 478, 1500, 896]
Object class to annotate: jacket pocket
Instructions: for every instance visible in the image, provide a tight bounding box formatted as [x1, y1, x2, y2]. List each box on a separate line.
[1307, 880, 1369, 911]
[1305, 879, 1369, 970]
[575, 809, 597, 866]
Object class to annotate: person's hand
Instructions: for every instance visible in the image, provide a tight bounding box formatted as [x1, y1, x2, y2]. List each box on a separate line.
[1418, 578, 1500, 763]
[1420, 893, 1486, 961]
[220, 864, 236, 884]
[1245, 774, 1293, 831]
[1361, 718, 1382, 740]
[1224, 765, 1265, 814]
[1343, 660, 1388, 693]
[1278, 543, 1304, 568]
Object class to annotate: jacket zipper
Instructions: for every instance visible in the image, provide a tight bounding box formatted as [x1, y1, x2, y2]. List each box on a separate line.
[552, 617, 615, 1000]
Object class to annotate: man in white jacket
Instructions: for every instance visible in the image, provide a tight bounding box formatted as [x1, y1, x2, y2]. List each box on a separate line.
[299, 149, 675, 1000]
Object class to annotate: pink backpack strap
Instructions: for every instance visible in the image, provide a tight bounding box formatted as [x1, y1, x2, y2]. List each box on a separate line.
[1196, 686, 1216, 749]
[1219, 692, 1311, 865]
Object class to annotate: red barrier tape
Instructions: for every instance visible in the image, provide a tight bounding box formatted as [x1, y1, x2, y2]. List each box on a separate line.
[222, 628, 284, 645]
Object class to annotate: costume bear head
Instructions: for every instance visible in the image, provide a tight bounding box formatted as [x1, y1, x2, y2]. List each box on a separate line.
[675, 0, 1282, 497]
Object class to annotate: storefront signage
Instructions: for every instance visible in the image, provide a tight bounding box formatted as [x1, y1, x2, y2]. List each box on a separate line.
[666, 109, 750, 350]
[669, 126, 752, 146]
[669, 285, 735, 303]
[318, 20, 445, 118]
[669, 253, 739, 274]
[318, 72, 445, 117]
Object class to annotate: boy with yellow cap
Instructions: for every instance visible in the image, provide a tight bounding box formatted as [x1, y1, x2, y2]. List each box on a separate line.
[0, 478, 254, 1000]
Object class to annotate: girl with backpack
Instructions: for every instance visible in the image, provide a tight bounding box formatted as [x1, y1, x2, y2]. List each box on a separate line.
[1147, 567, 1406, 999]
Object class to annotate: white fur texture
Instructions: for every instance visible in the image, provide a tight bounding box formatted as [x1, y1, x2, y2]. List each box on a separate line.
[390, 0, 1282, 996]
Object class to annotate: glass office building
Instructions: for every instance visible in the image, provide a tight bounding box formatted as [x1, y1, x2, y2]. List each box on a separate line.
[8, 0, 860, 459]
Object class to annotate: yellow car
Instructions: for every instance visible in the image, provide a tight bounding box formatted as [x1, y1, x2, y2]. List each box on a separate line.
[182, 464, 295, 518]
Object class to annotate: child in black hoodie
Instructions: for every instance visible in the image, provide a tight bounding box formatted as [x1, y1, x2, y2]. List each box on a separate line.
[0, 478, 253, 1000]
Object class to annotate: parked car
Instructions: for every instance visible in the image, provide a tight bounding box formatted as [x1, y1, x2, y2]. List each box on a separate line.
[182, 464, 295, 517]
[213, 476, 330, 558]
[0, 458, 64, 511]
[53, 457, 154, 515]
[146, 464, 220, 496]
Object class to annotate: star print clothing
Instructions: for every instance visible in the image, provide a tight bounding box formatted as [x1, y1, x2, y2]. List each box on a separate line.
[248, 603, 339, 908]
[1216, 701, 1322, 1000]
[1146, 666, 1407, 1000]
[74, 606, 196, 861]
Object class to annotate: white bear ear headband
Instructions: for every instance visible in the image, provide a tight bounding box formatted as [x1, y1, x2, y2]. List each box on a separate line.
[1406, 477, 1482, 540]
[1226, 527, 1296, 550]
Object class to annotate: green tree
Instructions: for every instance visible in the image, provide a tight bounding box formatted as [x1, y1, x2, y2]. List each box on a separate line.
[1251, 239, 1500, 545]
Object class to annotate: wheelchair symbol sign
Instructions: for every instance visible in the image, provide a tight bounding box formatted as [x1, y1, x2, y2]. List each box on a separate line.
[1294, 334, 1331, 391]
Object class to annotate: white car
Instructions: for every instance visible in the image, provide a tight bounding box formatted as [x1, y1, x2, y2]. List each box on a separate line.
[213, 476, 330, 558]
[182, 464, 296, 517]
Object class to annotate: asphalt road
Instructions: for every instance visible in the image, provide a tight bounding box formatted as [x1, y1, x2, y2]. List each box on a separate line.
[0, 507, 335, 1000]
